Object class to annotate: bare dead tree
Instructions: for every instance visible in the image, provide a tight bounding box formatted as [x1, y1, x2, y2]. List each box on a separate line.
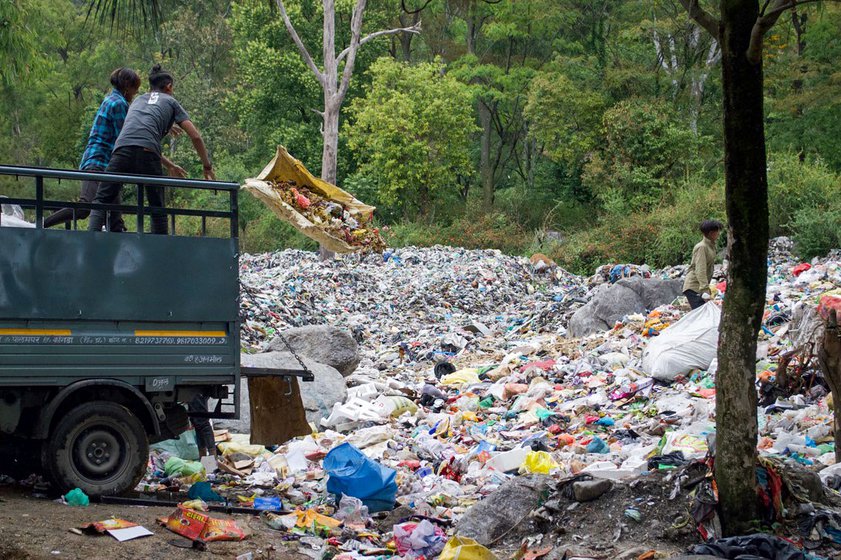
[275, 0, 421, 186]
[652, 19, 721, 133]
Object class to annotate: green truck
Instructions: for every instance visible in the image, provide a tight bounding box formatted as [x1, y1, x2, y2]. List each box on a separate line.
[0, 166, 309, 496]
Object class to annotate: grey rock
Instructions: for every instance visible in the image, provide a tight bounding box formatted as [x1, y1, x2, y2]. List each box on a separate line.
[267, 325, 361, 377]
[572, 479, 613, 502]
[455, 475, 550, 546]
[215, 352, 347, 432]
[569, 278, 683, 337]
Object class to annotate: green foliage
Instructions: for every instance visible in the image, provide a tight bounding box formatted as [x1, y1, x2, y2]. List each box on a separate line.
[524, 63, 606, 168]
[0, 0, 839, 265]
[385, 211, 531, 255]
[346, 57, 478, 219]
[790, 206, 841, 260]
[766, 6, 841, 170]
[767, 152, 838, 236]
[555, 177, 726, 274]
[583, 98, 708, 212]
[0, 0, 38, 85]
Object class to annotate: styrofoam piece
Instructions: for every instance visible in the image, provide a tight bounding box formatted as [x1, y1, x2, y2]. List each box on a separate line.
[486, 446, 530, 473]
[347, 383, 379, 401]
[320, 397, 384, 427]
[581, 461, 636, 481]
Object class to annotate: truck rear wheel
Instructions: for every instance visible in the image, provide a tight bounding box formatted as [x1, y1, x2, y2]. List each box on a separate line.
[44, 401, 149, 497]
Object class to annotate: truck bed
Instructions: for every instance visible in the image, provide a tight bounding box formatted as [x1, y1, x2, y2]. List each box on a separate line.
[0, 227, 239, 387]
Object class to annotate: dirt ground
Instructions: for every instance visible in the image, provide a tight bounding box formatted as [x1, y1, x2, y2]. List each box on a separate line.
[0, 487, 309, 560]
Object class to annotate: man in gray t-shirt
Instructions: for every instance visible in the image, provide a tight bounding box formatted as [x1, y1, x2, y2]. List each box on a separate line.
[115, 91, 190, 156]
[88, 64, 215, 234]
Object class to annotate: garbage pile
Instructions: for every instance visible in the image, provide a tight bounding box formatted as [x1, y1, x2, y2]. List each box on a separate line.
[211, 239, 841, 557]
[269, 179, 385, 252]
[240, 246, 607, 358]
[100, 240, 841, 556]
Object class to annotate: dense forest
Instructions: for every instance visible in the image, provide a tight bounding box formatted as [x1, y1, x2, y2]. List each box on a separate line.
[1, 0, 839, 272]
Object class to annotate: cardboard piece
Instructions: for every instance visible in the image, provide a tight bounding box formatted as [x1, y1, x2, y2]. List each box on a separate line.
[248, 376, 311, 446]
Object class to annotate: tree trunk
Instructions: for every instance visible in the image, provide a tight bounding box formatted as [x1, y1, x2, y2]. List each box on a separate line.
[321, 100, 340, 185]
[320, 99, 340, 260]
[715, 0, 769, 536]
[479, 100, 494, 212]
[818, 311, 841, 462]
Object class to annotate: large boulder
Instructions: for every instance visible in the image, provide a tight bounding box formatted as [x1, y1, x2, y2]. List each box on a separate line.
[455, 474, 550, 546]
[216, 352, 347, 432]
[569, 277, 683, 337]
[266, 325, 360, 377]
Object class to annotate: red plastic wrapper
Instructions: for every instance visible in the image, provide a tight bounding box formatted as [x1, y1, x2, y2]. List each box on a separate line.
[80, 519, 138, 534]
[792, 263, 812, 277]
[818, 292, 841, 321]
[159, 505, 248, 542]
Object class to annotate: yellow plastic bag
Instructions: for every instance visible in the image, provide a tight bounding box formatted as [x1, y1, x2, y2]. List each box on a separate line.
[519, 451, 559, 474]
[441, 368, 481, 387]
[217, 441, 270, 458]
[439, 536, 499, 560]
[243, 146, 378, 253]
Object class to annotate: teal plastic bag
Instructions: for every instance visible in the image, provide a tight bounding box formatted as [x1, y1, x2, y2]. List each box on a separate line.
[324, 443, 397, 512]
[150, 428, 200, 461]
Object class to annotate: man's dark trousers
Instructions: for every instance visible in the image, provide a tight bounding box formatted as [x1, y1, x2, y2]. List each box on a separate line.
[88, 146, 168, 234]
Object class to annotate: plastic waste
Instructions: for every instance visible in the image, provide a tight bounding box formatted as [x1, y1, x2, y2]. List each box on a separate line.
[64, 488, 89, 507]
[439, 536, 500, 560]
[486, 446, 530, 473]
[440, 368, 481, 387]
[394, 520, 447, 558]
[334, 494, 370, 529]
[188, 481, 224, 502]
[520, 451, 559, 474]
[642, 303, 721, 381]
[324, 443, 397, 512]
[254, 496, 283, 511]
[587, 436, 610, 454]
[371, 395, 418, 417]
[150, 428, 200, 461]
[164, 457, 205, 478]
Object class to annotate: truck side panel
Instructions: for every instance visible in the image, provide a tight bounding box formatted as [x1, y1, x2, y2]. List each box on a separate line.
[0, 228, 240, 389]
[0, 228, 238, 322]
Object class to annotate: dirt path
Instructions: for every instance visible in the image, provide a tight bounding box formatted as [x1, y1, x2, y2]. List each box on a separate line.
[0, 487, 308, 560]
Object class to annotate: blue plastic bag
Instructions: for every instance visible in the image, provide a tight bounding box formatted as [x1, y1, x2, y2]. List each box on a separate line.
[324, 443, 397, 512]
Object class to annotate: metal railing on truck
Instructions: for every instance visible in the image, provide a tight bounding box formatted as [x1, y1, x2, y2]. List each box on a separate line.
[0, 165, 314, 422]
[0, 165, 238, 237]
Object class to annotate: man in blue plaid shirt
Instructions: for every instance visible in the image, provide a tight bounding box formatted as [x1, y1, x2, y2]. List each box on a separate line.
[45, 68, 141, 229]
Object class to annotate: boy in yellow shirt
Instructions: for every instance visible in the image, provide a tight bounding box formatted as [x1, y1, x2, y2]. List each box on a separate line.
[683, 220, 724, 309]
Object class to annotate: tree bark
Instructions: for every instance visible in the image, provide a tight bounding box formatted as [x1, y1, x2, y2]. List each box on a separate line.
[322, 101, 340, 185]
[479, 100, 494, 211]
[715, 0, 769, 535]
[818, 311, 841, 462]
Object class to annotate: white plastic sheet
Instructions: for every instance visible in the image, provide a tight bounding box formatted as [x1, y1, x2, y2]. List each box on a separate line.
[0, 198, 33, 228]
[642, 303, 721, 381]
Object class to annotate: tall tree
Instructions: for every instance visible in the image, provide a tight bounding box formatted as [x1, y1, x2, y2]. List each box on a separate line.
[274, 0, 420, 185]
[677, 0, 836, 534]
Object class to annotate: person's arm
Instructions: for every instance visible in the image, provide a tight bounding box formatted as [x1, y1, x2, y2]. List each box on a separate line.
[160, 155, 187, 178]
[177, 120, 215, 181]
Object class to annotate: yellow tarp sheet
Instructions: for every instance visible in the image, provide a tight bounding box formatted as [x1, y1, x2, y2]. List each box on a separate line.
[243, 146, 376, 253]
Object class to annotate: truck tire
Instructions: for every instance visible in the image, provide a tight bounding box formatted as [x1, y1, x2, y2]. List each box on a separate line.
[44, 401, 149, 497]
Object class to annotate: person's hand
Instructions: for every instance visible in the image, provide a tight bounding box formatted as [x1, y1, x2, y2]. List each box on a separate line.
[169, 124, 184, 138]
[168, 164, 188, 178]
[203, 166, 216, 181]
[701, 292, 711, 301]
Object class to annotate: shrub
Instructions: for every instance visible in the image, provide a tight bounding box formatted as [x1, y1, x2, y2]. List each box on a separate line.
[791, 206, 841, 260]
